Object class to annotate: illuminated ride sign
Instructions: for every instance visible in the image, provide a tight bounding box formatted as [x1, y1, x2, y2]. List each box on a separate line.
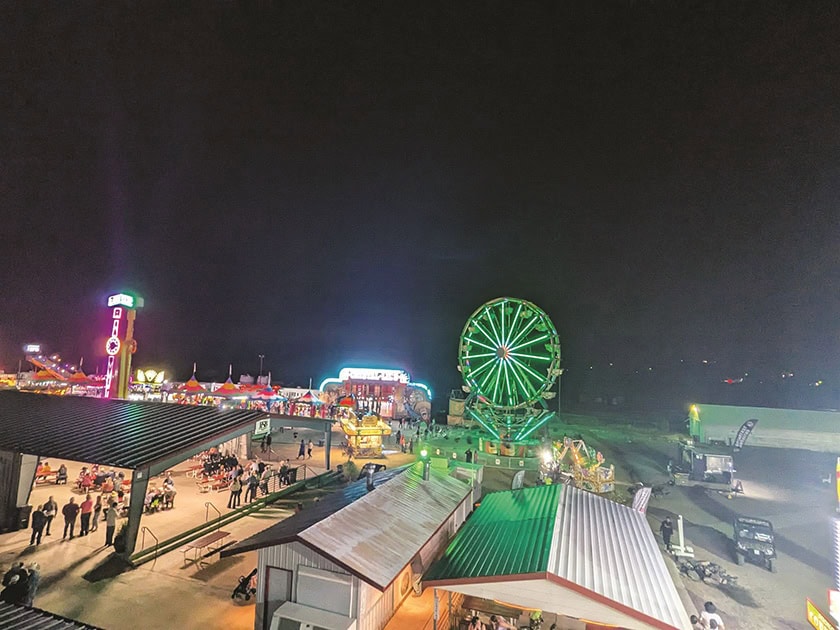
[104, 292, 143, 399]
[338, 367, 410, 383]
[807, 599, 837, 630]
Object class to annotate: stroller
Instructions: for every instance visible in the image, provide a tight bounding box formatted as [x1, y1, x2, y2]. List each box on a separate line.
[231, 568, 258, 601]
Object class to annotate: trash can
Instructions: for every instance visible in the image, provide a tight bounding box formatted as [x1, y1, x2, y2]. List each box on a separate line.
[15, 505, 32, 531]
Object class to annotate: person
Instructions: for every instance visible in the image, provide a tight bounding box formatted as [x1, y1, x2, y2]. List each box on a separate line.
[260, 435, 267, 453]
[91, 495, 102, 531]
[307, 439, 313, 459]
[79, 493, 93, 536]
[467, 616, 484, 630]
[56, 463, 68, 484]
[43, 496, 57, 536]
[660, 517, 674, 551]
[104, 501, 118, 546]
[228, 475, 242, 509]
[488, 615, 515, 629]
[163, 481, 177, 508]
[690, 615, 704, 630]
[101, 476, 114, 494]
[265, 433, 273, 453]
[244, 472, 259, 503]
[297, 439, 306, 460]
[62, 497, 79, 539]
[0, 571, 28, 605]
[3, 562, 26, 588]
[30, 505, 46, 545]
[699, 601, 725, 629]
[24, 562, 40, 606]
[409, 437, 414, 454]
[465, 448, 473, 464]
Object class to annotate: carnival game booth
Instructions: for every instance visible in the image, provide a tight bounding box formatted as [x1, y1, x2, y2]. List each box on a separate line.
[338, 410, 392, 457]
[221, 462, 474, 630]
[424, 483, 693, 630]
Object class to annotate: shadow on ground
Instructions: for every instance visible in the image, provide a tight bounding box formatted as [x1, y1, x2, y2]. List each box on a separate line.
[82, 553, 134, 583]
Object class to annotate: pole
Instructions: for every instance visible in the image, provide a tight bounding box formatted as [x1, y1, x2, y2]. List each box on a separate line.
[259, 354, 265, 378]
[15, 359, 21, 389]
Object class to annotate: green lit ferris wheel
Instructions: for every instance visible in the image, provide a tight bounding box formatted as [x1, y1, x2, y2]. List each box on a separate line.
[458, 297, 562, 442]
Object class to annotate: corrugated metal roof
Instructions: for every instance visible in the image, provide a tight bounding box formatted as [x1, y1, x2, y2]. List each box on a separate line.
[425, 484, 690, 630]
[300, 462, 472, 590]
[424, 483, 561, 580]
[0, 602, 103, 629]
[0, 391, 268, 470]
[222, 466, 410, 556]
[224, 462, 473, 591]
[551, 485, 690, 630]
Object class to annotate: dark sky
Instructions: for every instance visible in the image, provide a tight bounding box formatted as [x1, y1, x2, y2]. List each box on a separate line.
[2, 2, 839, 405]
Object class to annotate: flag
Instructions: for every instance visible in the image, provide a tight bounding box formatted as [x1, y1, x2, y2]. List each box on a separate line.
[732, 418, 758, 452]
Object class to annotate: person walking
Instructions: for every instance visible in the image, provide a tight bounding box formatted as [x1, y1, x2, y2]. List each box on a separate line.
[79, 493, 93, 536]
[660, 517, 674, 551]
[297, 439, 306, 460]
[29, 506, 46, 546]
[104, 502, 118, 546]
[91, 496, 102, 532]
[43, 496, 57, 536]
[62, 497, 79, 539]
[307, 440, 313, 459]
[228, 475, 242, 509]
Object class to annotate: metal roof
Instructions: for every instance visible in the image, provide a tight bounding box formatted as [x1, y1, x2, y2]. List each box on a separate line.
[0, 391, 268, 471]
[0, 602, 103, 629]
[222, 466, 410, 556]
[224, 462, 473, 591]
[425, 484, 691, 630]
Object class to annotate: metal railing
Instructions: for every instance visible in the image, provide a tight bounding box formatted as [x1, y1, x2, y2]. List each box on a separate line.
[205, 502, 221, 530]
[140, 526, 159, 566]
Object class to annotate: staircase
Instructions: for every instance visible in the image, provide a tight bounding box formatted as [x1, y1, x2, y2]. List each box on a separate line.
[130, 469, 343, 566]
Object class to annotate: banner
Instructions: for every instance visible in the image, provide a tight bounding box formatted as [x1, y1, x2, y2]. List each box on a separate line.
[732, 418, 759, 452]
[632, 486, 652, 513]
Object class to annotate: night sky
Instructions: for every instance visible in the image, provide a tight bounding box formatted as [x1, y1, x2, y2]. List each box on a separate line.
[2, 3, 839, 409]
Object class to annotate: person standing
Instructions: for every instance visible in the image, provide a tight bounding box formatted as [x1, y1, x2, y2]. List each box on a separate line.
[79, 494, 93, 536]
[297, 439, 306, 460]
[228, 475, 242, 509]
[62, 497, 79, 539]
[307, 440, 313, 459]
[24, 562, 40, 606]
[29, 505, 46, 546]
[660, 517, 674, 551]
[104, 502, 118, 546]
[43, 496, 57, 536]
[699, 601, 725, 629]
[91, 496, 102, 532]
[244, 472, 259, 503]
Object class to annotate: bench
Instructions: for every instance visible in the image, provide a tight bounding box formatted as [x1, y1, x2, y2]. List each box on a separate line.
[179, 530, 230, 567]
[34, 472, 58, 485]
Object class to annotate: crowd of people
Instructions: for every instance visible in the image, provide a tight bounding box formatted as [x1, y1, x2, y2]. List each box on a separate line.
[1, 562, 40, 606]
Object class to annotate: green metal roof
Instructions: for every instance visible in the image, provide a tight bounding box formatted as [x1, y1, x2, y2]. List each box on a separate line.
[424, 483, 562, 581]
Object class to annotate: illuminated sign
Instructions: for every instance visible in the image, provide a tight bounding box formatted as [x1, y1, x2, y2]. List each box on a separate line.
[103, 306, 125, 397]
[105, 337, 121, 356]
[808, 599, 837, 630]
[338, 367, 409, 383]
[136, 369, 165, 384]
[107, 293, 144, 309]
[23, 344, 41, 354]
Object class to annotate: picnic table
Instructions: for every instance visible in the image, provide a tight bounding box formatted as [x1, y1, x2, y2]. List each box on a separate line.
[179, 530, 230, 567]
[34, 471, 58, 485]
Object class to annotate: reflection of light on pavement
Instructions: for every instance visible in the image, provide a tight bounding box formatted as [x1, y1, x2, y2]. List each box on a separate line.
[734, 480, 794, 503]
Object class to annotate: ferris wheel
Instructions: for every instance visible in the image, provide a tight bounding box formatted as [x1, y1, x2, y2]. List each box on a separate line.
[458, 297, 562, 441]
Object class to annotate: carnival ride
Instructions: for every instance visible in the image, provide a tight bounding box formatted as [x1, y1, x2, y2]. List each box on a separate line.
[337, 408, 392, 457]
[458, 297, 562, 442]
[541, 437, 615, 493]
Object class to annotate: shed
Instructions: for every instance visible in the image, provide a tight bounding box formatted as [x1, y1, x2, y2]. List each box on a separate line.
[222, 461, 475, 630]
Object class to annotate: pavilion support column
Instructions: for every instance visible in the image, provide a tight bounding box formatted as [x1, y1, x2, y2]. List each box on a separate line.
[324, 422, 332, 470]
[0, 450, 36, 532]
[121, 467, 150, 558]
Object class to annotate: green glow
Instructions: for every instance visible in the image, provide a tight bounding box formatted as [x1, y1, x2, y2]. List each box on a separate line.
[508, 355, 547, 384]
[484, 306, 503, 348]
[464, 336, 497, 353]
[509, 352, 551, 361]
[509, 332, 550, 353]
[506, 316, 538, 350]
[462, 352, 497, 360]
[505, 302, 523, 346]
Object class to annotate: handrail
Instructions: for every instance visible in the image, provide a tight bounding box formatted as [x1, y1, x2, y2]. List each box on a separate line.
[140, 526, 159, 566]
[205, 502, 221, 531]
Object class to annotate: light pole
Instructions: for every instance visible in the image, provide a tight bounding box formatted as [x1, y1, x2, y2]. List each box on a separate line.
[258, 354, 265, 379]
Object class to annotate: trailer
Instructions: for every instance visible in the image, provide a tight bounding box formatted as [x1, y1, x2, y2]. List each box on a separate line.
[673, 441, 741, 492]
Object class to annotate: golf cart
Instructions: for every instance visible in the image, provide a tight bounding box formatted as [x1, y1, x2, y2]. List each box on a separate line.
[673, 441, 741, 492]
[734, 516, 776, 572]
